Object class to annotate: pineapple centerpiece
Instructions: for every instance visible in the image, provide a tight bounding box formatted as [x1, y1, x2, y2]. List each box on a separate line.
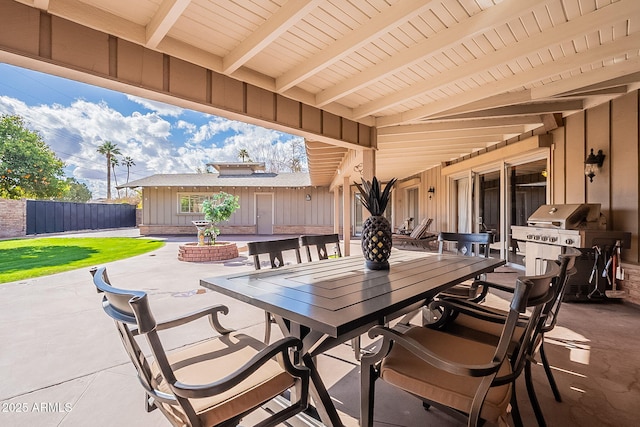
[355, 176, 397, 270]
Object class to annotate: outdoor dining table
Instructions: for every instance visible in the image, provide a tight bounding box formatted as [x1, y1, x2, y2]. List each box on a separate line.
[200, 250, 505, 427]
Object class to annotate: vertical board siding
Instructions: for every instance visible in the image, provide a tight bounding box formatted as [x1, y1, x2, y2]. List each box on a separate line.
[552, 90, 640, 263]
[151, 186, 334, 229]
[586, 103, 611, 217]
[551, 127, 565, 204]
[611, 92, 639, 262]
[565, 112, 586, 203]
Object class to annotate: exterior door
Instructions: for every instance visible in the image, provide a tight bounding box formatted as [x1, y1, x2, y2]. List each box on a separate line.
[256, 194, 273, 235]
[406, 187, 419, 229]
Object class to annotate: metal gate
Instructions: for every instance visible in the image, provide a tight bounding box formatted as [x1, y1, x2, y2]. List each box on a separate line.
[26, 200, 136, 235]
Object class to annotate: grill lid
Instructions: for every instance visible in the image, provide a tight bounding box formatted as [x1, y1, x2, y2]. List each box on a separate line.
[527, 204, 602, 229]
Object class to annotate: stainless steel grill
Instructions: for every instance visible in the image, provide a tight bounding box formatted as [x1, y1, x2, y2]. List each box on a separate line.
[511, 203, 631, 301]
[511, 204, 608, 252]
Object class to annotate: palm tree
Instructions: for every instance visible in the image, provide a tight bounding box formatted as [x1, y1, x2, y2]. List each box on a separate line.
[110, 156, 120, 198]
[238, 148, 250, 162]
[123, 156, 135, 197]
[97, 141, 121, 200]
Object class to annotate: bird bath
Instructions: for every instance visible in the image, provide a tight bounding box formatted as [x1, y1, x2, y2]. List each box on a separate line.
[192, 220, 211, 246]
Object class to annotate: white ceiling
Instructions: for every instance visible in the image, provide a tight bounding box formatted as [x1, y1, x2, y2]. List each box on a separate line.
[16, 0, 640, 184]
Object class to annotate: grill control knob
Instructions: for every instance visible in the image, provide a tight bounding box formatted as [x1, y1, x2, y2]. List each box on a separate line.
[549, 236, 558, 243]
[526, 234, 533, 240]
[565, 238, 574, 245]
[541, 236, 548, 242]
[534, 235, 541, 240]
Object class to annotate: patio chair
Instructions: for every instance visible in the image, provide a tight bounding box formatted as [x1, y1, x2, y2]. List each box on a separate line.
[392, 218, 437, 250]
[90, 266, 309, 427]
[412, 232, 493, 327]
[247, 237, 303, 343]
[434, 231, 493, 301]
[299, 233, 341, 261]
[300, 233, 364, 360]
[360, 262, 560, 427]
[427, 247, 580, 427]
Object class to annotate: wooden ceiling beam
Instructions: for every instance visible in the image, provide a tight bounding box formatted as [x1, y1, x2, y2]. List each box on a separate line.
[377, 144, 487, 155]
[427, 90, 533, 119]
[378, 29, 640, 126]
[314, 0, 541, 107]
[276, 0, 437, 92]
[377, 117, 543, 134]
[433, 100, 583, 121]
[359, 0, 639, 120]
[558, 86, 629, 98]
[541, 113, 563, 131]
[379, 127, 524, 143]
[222, 0, 322, 74]
[531, 59, 640, 99]
[146, 0, 191, 48]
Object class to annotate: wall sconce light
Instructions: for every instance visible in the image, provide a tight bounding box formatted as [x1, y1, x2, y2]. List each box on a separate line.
[584, 148, 605, 182]
[353, 163, 363, 175]
[305, 194, 311, 201]
[427, 186, 435, 200]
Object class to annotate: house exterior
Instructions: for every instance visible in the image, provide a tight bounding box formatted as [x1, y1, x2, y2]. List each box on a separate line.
[4, 0, 640, 306]
[123, 163, 337, 236]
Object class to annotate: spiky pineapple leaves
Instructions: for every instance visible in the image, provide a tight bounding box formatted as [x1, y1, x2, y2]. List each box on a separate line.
[354, 176, 397, 216]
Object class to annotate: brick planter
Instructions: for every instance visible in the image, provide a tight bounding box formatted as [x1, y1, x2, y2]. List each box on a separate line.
[178, 242, 239, 262]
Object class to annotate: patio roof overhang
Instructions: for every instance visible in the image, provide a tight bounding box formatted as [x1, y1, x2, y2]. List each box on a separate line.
[2, 0, 640, 186]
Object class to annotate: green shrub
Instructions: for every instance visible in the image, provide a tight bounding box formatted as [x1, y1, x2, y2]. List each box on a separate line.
[201, 192, 240, 244]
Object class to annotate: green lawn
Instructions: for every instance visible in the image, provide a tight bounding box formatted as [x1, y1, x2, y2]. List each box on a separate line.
[0, 237, 165, 283]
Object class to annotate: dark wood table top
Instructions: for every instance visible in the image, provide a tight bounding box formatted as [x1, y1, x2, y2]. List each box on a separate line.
[200, 251, 505, 338]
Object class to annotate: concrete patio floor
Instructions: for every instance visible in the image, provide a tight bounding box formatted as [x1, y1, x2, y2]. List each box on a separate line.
[1, 228, 639, 426]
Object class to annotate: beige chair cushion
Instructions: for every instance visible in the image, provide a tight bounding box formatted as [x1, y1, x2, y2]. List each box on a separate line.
[380, 327, 512, 423]
[151, 333, 295, 427]
[443, 312, 525, 351]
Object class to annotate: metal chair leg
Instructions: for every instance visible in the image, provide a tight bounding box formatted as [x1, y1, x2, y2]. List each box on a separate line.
[352, 337, 361, 361]
[525, 359, 547, 427]
[264, 311, 272, 343]
[360, 363, 376, 427]
[540, 341, 562, 402]
[510, 382, 524, 427]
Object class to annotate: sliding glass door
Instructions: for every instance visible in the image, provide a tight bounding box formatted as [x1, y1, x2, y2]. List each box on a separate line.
[506, 158, 549, 267]
[474, 169, 501, 258]
[448, 154, 549, 266]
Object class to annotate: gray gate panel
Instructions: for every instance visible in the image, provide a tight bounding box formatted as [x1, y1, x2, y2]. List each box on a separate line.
[25, 200, 136, 235]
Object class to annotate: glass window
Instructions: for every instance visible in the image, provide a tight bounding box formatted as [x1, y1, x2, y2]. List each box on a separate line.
[178, 194, 212, 213]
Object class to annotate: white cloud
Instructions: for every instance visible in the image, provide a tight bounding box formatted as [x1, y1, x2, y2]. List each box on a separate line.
[0, 94, 307, 199]
[125, 95, 184, 117]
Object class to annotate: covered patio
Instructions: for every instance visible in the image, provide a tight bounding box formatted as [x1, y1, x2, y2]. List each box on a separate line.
[0, 230, 638, 426]
[2, 0, 640, 425]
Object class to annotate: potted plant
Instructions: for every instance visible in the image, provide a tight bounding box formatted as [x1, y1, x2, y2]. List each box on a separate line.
[354, 177, 397, 270]
[201, 192, 240, 245]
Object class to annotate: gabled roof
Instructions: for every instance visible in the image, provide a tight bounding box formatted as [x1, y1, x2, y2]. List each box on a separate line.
[121, 173, 312, 189]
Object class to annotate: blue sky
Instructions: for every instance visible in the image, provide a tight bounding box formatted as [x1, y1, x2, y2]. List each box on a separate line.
[0, 62, 306, 198]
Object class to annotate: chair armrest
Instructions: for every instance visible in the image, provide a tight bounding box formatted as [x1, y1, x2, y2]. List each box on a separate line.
[365, 326, 502, 378]
[474, 279, 516, 294]
[171, 336, 308, 399]
[130, 305, 233, 336]
[435, 299, 509, 324]
[431, 299, 529, 329]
